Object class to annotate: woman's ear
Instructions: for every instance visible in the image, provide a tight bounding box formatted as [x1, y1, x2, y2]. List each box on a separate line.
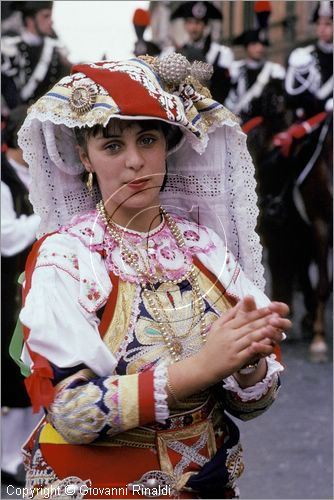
[77, 145, 91, 171]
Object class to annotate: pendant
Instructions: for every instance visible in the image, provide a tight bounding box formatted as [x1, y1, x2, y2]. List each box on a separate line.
[171, 339, 183, 355]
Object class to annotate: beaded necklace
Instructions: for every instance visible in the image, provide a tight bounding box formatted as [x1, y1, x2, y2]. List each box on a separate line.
[97, 200, 207, 362]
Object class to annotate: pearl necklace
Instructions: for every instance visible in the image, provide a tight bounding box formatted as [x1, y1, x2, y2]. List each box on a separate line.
[97, 201, 207, 361]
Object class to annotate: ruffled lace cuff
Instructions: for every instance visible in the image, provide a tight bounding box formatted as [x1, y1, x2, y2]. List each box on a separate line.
[222, 354, 284, 402]
[153, 363, 170, 424]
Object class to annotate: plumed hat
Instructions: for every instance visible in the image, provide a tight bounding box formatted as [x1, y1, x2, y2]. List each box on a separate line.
[10, 1, 53, 17]
[133, 8, 151, 27]
[311, 1, 333, 22]
[233, 29, 270, 47]
[17, 55, 266, 290]
[132, 8, 161, 56]
[171, 1, 222, 23]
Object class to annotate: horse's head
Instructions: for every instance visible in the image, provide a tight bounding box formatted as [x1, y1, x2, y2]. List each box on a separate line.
[260, 79, 286, 119]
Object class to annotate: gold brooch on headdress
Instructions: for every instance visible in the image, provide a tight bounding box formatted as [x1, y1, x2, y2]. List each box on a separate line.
[69, 84, 97, 114]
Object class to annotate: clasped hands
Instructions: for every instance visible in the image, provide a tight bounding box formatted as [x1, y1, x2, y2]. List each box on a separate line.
[197, 295, 291, 386]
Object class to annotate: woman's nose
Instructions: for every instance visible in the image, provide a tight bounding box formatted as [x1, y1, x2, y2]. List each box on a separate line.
[124, 146, 144, 170]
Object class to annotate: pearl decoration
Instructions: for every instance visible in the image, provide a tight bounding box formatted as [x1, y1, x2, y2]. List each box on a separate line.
[96, 201, 207, 362]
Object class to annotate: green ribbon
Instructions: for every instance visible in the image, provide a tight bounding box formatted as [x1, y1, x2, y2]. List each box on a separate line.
[8, 272, 31, 377]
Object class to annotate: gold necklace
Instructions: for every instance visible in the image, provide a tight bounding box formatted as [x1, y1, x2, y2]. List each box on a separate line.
[97, 201, 207, 361]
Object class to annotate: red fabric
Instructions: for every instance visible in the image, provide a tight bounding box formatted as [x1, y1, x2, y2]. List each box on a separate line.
[273, 111, 328, 157]
[302, 111, 327, 130]
[98, 272, 119, 338]
[138, 369, 155, 425]
[71, 64, 170, 121]
[193, 256, 238, 306]
[272, 130, 293, 157]
[40, 441, 194, 498]
[242, 116, 264, 134]
[40, 443, 159, 498]
[22, 233, 56, 412]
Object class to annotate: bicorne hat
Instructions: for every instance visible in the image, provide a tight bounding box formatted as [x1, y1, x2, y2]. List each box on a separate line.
[171, 1, 222, 23]
[233, 29, 270, 47]
[10, 1, 53, 17]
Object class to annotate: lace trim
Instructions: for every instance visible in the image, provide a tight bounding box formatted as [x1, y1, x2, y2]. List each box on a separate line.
[222, 354, 284, 402]
[153, 363, 169, 424]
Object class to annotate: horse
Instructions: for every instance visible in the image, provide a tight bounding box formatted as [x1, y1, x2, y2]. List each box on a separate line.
[245, 79, 332, 361]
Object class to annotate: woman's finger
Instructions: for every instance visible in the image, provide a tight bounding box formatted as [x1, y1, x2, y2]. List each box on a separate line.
[243, 340, 277, 358]
[268, 316, 292, 331]
[237, 324, 284, 350]
[224, 305, 272, 330]
[268, 301, 290, 317]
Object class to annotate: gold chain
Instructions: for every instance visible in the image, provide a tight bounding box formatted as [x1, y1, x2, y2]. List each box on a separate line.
[96, 201, 207, 361]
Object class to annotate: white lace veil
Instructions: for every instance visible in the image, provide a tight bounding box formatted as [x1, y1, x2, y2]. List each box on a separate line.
[18, 57, 265, 290]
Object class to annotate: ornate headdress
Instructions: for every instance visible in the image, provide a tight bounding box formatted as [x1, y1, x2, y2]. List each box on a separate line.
[18, 55, 265, 290]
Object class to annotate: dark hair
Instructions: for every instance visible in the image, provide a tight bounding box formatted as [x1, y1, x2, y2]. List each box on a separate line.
[74, 118, 182, 155]
[75, 118, 182, 190]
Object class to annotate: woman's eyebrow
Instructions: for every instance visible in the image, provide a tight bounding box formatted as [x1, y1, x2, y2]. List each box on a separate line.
[136, 128, 156, 134]
[98, 133, 121, 139]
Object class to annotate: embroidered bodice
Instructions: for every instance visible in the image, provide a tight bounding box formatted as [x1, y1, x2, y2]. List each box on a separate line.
[59, 210, 216, 284]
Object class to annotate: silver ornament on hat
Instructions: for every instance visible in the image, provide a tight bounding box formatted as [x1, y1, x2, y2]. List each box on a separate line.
[319, 0, 332, 17]
[154, 53, 191, 86]
[192, 1, 207, 20]
[191, 60, 213, 82]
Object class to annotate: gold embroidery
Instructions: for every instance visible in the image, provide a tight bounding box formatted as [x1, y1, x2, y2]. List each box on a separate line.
[156, 419, 217, 477]
[103, 280, 137, 354]
[118, 374, 140, 430]
[226, 442, 244, 484]
[196, 270, 233, 316]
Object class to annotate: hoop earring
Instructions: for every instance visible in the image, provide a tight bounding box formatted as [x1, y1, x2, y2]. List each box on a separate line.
[86, 172, 94, 193]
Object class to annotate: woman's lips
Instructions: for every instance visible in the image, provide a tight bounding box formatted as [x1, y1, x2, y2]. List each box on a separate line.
[127, 179, 149, 189]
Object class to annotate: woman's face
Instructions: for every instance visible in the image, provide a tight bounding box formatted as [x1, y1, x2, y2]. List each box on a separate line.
[78, 121, 167, 218]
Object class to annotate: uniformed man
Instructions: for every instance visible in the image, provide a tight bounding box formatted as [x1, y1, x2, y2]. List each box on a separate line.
[132, 8, 161, 57]
[164, 1, 233, 104]
[1, 1, 71, 115]
[226, 29, 285, 124]
[285, 0, 333, 118]
[1, 105, 41, 486]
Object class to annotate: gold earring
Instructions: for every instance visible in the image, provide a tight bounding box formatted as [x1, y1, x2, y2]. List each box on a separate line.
[86, 172, 93, 193]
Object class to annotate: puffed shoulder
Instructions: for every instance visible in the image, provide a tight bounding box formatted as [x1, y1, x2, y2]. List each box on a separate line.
[34, 223, 111, 313]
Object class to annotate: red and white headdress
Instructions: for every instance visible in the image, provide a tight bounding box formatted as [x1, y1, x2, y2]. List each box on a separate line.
[18, 55, 265, 289]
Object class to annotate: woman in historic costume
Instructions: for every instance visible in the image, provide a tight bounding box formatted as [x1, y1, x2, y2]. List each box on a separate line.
[15, 54, 290, 499]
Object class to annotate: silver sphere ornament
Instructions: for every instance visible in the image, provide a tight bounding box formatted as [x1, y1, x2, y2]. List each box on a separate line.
[155, 53, 191, 85]
[191, 61, 213, 82]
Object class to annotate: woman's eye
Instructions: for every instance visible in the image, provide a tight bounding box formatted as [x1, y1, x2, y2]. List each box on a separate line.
[106, 143, 121, 152]
[140, 136, 156, 146]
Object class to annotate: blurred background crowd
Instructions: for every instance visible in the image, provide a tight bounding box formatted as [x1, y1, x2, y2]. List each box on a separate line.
[1, 0, 332, 496]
